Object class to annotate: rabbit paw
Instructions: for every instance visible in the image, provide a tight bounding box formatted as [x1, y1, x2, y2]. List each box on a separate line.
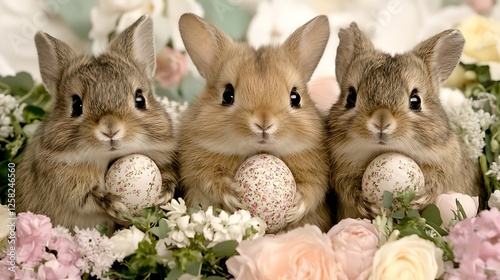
[222, 177, 245, 212]
[285, 191, 308, 225]
[93, 190, 131, 225]
[412, 192, 433, 211]
[156, 179, 176, 206]
[355, 198, 381, 219]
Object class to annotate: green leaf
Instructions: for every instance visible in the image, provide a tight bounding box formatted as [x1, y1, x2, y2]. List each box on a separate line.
[477, 65, 491, 84]
[206, 277, 228, 280]
[392, 210, 405, 219]
[95, 224, 109, 235]
[455, 199, 467, 220]
[421, 204, 443, 226]
[166, 268, 184, 280]
[0, 72, 34, 95]
[426, 221, 448, 237]
[406, 209, 420, 219]
[211, 240, 239, 258]
[383, 191, 393, 210]
[186, 260, 202, 276]
[23, 105, 46, 123]
[150, 218, 170, 239]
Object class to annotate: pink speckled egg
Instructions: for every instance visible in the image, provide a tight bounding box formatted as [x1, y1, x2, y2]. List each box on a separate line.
[235, 154, 296, 233]
[105, 154, 162, 214]
[362, 152, 424, 208]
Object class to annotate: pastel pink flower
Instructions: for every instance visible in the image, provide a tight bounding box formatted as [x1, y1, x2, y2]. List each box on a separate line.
[226, 224, 348, 280]
[16, 212, 52, 265]
[327, 218, 385, 280]
[155, 47, 189, 88]
[445, 208, 500, 279]
[435, 192, 479, 228]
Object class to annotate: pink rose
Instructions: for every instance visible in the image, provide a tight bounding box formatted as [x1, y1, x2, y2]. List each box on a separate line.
[307, 76, 340, 115]
[226, 224, 348, 280]
[327, 218, 385, 280]
[435, 192, 479, 228]
[16, 212, 53, 265]
[155, 47, 189, 88]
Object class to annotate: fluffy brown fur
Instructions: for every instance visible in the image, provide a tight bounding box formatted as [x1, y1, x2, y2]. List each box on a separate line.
[16, 15, 177, 233]
[177, 14, 332, 232]
[328, 23, 484, 220]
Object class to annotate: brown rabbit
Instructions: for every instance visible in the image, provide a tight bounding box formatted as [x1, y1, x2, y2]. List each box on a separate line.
[16, 15, 177, 233]
[177, 13, 333, 232]
[328, 22, 483, 220]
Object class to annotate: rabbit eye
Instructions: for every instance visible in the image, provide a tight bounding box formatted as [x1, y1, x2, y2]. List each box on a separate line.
[409, 89, 421, 111]
[71, 95, 83, 117]
[222, 84, 235, 106]
[345, 86, 357, 109]
[135, 89, 146, 110]
[290, 88, 301, 108]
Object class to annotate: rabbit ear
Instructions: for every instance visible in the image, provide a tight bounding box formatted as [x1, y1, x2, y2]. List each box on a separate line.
[179, 13, 233, 78]
[283, 15, 330, 82]
[335, 22, 375, 85]
[35, 31, 77, 95]
[413, 29, 464, 85]
[108, 14, 156, 79]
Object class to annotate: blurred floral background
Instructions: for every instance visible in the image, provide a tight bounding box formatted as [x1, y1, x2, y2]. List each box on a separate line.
[0, 0, 498, 105]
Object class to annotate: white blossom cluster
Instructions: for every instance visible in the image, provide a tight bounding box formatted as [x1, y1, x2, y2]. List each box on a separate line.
[158, 198, 265, 250]
[0, 92, 26, 138]
[74, 227, 124, 279]
[444, 98, 495, 159]
[156, 96, 189, 132]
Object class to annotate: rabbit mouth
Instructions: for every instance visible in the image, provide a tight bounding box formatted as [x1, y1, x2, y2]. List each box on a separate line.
[375, 132, 390, 144]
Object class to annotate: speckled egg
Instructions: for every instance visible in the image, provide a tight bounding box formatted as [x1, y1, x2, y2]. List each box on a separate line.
[362, 152, 424, 207]
[234, 154, 296, 233]
[105, 154, 162, 214]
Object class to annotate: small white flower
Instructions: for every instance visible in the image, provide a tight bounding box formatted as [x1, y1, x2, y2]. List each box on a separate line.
[0, 93, 17, 115]
[488, 190, 500, 210]
[12, 103, 26, 123]
[155, 238, 173, 265]
[109, 226, 145, 261]
[486, 156, 500, 181]
[163, 198, 188, 219]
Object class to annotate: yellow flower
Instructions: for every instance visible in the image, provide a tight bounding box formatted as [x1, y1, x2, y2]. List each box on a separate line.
[458, 15, 500, 63]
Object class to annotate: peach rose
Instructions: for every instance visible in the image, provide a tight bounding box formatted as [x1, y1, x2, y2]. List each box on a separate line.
[327, 218, 385, 280]
[155, 47, 189, 88]
[435, 192, 479, 228]
[369, 234, 444, 280]
[226, 224, 348, 280]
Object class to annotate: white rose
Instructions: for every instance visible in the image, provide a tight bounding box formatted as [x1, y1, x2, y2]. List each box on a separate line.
[110, 226, 145, 259]
[440, 87, 468, 110]
[488, 189, 500, 210]
[369, 234, 444, 280]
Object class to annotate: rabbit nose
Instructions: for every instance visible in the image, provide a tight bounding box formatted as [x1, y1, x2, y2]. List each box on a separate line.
[374, 123, 391, 131]
[102, 130, 119, 138]
[254, 123, 273, 132]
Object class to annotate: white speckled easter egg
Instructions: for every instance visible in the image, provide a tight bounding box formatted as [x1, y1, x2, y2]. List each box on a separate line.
[362, 152, 424, 207]
[105, 154, 162, 214]
[235, 154, 296, 233]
